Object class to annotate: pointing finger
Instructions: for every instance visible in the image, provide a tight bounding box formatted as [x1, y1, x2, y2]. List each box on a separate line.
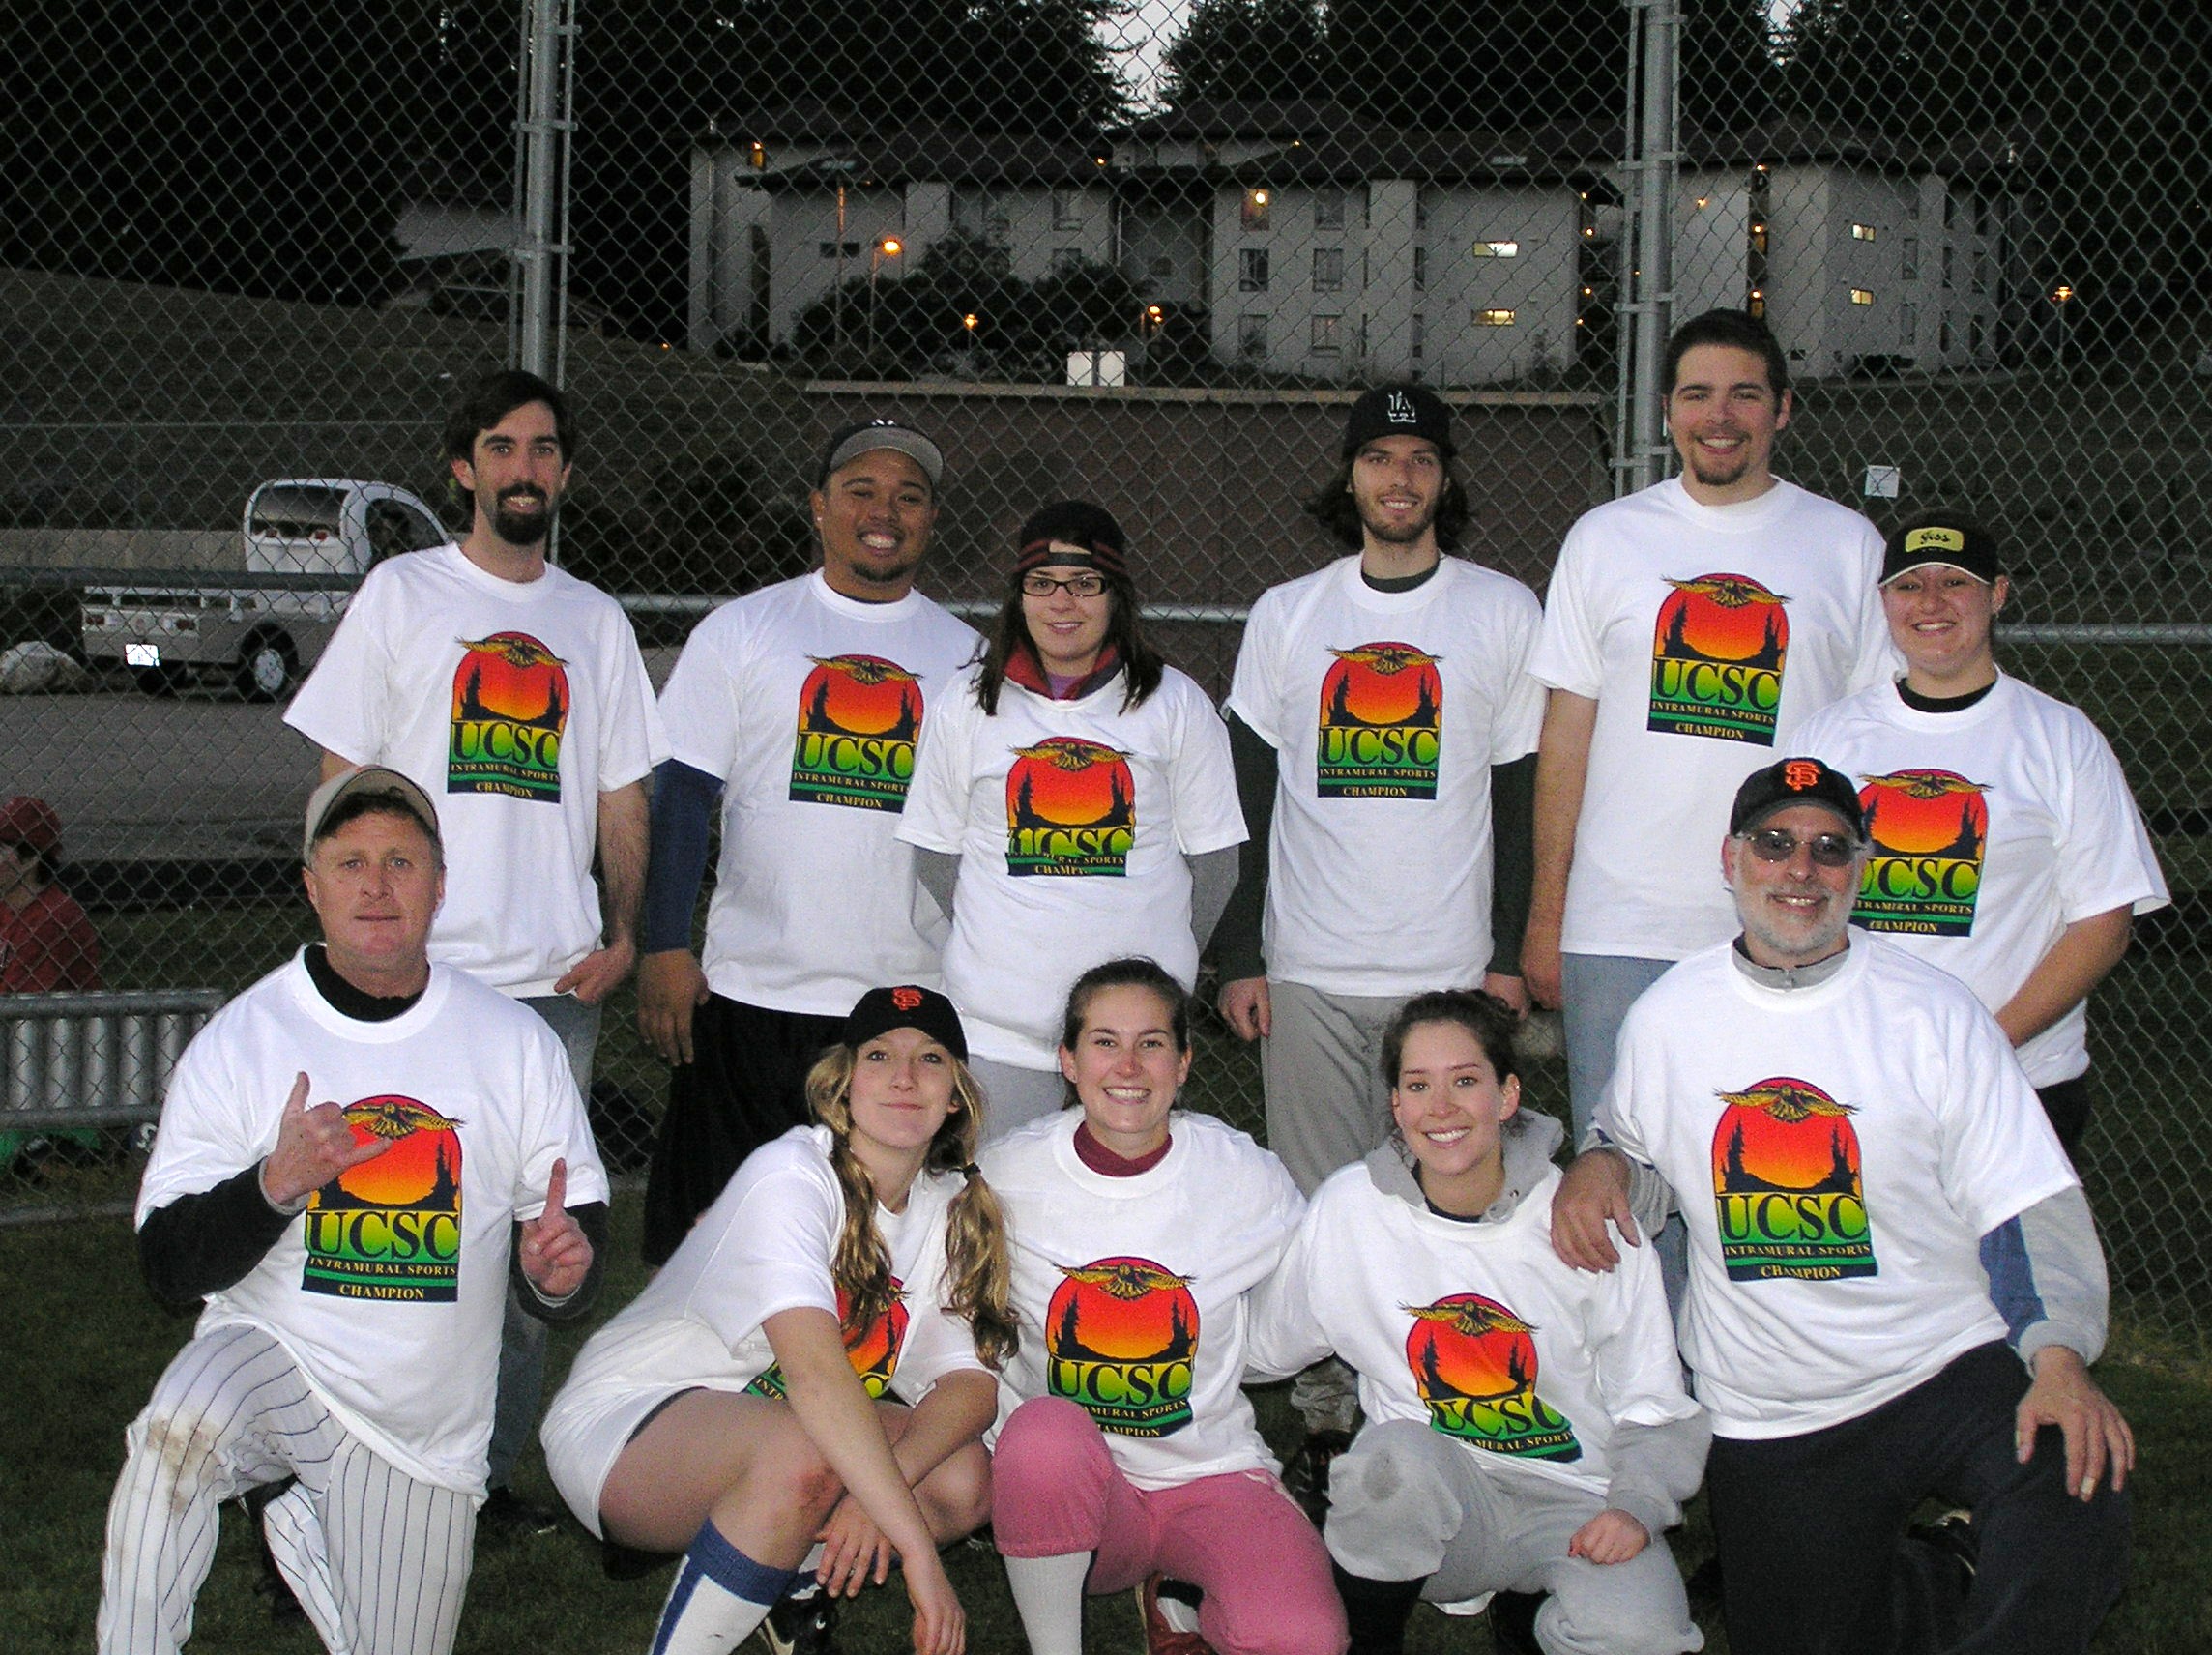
[542, 1157, 568, 1220]
[285, 1072, 311, 1115]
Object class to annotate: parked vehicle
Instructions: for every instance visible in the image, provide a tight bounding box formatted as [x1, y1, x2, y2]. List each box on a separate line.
[80, 479, 448, 699]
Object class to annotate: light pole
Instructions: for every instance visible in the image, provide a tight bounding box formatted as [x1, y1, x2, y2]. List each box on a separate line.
[2051, 281, 2074, 375]
[867, 237, 902, 367]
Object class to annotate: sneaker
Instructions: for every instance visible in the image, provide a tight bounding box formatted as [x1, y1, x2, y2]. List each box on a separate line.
[239, 1479, 306, 1625]
[1281, 1428, 1353, 1528]
[476, 1485, 562, 1541]
[1137, 1575, 1215, 1655]
[755, 1586, 838, 1655]
[1487, 1590, 1543, 1655]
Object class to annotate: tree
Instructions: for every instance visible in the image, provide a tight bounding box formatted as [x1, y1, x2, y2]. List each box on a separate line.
[1678, 0, 1779, 134]
[1323, 0, 1626, 131]
[1161, 0, 1328, 106]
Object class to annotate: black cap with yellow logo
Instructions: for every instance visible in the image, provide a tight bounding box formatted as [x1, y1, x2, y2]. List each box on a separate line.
[1880, 511, 2001, 586]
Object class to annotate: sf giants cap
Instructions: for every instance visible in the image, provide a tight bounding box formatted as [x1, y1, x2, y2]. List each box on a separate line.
[1342, 384, 1456, 458]
[303, 767, 442, 863]
[1881, 511, 2001, 585]
[1730, 757, 1867, 841]
[817, 420, 944, 489]
[841, 984, 969, 1063]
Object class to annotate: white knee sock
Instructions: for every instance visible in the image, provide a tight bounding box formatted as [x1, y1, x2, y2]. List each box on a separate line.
[649, 1521, 795, 1655]
[1004, 1552, 1092, 1655]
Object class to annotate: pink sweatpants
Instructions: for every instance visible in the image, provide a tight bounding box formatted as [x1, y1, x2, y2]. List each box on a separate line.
[993, 1397, 1348, 1655]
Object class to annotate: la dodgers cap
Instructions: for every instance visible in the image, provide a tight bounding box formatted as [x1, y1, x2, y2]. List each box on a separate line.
[1730, 757, 1867, 842]
[1880, 511, 2001, 586]
[1014, 499, 1129, 578]
[817, 419, 945, 489]
[1342, 384, 1456, 458]
[303, 767, 443, 863]
[842, 984, 969, 1063]
[0, 796, 63, 856]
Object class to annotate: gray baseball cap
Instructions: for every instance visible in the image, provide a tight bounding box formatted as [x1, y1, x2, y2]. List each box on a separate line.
[817, 419, 944, 488]
[303, 766, 442, 863]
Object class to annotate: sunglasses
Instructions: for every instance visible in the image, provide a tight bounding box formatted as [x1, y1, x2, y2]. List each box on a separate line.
[1738, 827, 1861, 868]
[1021, 571, 1108, 598]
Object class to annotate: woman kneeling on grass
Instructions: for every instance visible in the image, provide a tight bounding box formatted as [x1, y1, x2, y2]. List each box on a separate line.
[1248, 990, 1707, 1655]
[541, 985, 1016, 1655]
[979, 957, 1345, 1655]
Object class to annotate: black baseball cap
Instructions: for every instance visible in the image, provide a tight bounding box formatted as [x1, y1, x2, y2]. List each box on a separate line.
[1342, 384, 1456, 458]
[1015, 499, 1129, 578]
[842, 984, 969, 1062]
[1881, 512, 2001, 585]
[1730, 757, 1867, 841]
[817, 420, 945, 489]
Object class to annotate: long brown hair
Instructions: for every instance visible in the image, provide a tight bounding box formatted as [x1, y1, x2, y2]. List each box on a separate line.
[804, 1046, 1020, 1370]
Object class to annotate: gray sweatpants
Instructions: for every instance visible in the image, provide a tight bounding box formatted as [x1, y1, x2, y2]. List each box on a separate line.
[969, 1055, 1071, 1144]
[1326, 1418, 1703, 1655]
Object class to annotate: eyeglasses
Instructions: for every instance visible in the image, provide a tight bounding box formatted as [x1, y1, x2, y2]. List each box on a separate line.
[1021, 571, 1107, 598]
[1738, 828, 1861, 868]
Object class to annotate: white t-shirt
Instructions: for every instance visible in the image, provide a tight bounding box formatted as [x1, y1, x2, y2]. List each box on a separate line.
[1529, 478, 1891, 959]
[1793, 674, 2168, 1087]
[550, 1126, 986, 1416]
[1249, 1160, 1699, 1503]
[657, 572, 981, 1016]
[1226, 556, 1546, 995]
[1597, 937, 2079, 1439]
[284, 545, 669, 996]
[896, 667, 1247, 1068]
[980, 1112, 1304, 1489]
[136, 955, 609, 1494]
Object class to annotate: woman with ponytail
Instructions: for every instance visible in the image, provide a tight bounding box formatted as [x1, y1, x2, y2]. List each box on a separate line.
[542, 985, 1015, 1655]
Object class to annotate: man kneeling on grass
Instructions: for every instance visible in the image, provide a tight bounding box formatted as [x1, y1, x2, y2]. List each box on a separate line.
[98, 767, 608, 1655]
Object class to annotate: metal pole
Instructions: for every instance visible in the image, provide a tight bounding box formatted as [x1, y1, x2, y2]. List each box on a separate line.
[1616, 0, 1679, 497]
[834, 184, 847, 355]
[516, 0, 562, 379]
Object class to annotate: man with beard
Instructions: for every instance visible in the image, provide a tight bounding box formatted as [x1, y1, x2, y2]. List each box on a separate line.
[1215, 384, 1545, 1480]
[284, 369, 666, 1532]
[1523, 310, 1891, 1145]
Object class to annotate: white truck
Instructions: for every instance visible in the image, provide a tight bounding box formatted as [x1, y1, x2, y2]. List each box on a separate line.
[80, 479, 449, 700]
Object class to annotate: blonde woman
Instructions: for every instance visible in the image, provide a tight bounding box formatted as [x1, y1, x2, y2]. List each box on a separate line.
[542, 986, 1016, 1655]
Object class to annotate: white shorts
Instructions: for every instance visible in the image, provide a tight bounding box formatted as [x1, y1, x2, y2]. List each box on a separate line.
[541, 1381, 700, 1540]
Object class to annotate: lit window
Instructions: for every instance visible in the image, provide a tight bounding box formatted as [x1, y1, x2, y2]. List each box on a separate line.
[1238, 248, 1270, 292]
[1476, 307, 1517, 326]
[1314, 189, 1347, 231]
[1748, 289, 1766, 319]
[1470, 240, 1520, 258]
[1052, 190, 1084, 231]
[1312, 247, 1345, 293]
[1850, 288, 1876, 305]
[1750, 223, 1768, 255]
[1238, 314, 1268, 358]
[1241, 189, 1272, 231]
[1851, 222, 1877, 241]
[1311, 313, 1341, 352]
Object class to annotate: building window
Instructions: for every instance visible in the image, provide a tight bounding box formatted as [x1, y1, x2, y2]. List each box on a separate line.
[1750, 221, 1768, 256]
[1941, 245, 1954, 289]
[1051, 247, 1084, 275]
[1411, 313, 1425, 359]
[1748, 289, 1766, 319]
[1312, 247, 1345, 293]
[1149, 254, 1176, 278]
[1241, 188, 1272, 230]
[1906, 193, 1921, 221]
[819, 240, 862, 259]
[1314, 189, 1347, 231]
[1052, 189, 1084, 230]
[1943, 194, 1957, 228]
[1412, 247, 1428, 291]
[1851, 222, 1877, 242]
[1238, 248, 1270, 292]
[1470, 239, 1520, 258]
[1849, 287, 1876, 305]
[1238, 313, 1268, 358]
[1940, 317, 1953, 352]
[1902, 238, 1919, 280]
[1475, 307, 1517, 326]
[1311, 313, 1341, 352]
[1900, 303, 1917, 343]
[952, 189, 1009, 240]
[1413, 189, 1430, 229]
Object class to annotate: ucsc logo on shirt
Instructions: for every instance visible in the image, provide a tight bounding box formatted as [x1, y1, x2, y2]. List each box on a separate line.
[1709, 1077, 1877, 1282]
[302, 1096, 465, 1302]
[789, 653, 924, 810]
[747, 1279, 909, 1400]
[1855, 769, 1990, 936]
[1045, 1256, 1198, 1437]
[1403, 1292, 1581, 1460]
[1647, 574, 1790, 744]
[1004, 738, 1136, 876]
[1315, 642, 1443, 798]
[450, 632, 568, 801]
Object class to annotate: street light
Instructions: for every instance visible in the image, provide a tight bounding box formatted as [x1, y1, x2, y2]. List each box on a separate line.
[2052, 281, 2075, 374]
[866, 237, 903, 366]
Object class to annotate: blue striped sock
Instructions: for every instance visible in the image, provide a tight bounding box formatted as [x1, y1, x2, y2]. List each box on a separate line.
[649, 1522, 796, 1655]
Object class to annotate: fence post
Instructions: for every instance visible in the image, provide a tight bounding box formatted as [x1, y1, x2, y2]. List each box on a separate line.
[1615, 0, 1678, 497]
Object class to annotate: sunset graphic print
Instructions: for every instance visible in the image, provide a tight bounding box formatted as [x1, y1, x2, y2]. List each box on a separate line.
[1314, 642, 1444, 798]
[747, 1279, 910, 1400]
[1404, 1292, 1581, 1460]
[1646, 574, 1790, 743]
[1004, 738, 1136, 876]
[302, 1096, 465, 1301]
[1710, 1077, 1877, 1281]
[450, 631, 568, 801]
[789, 653, 925, 811]
[1854, 769, 1991, 936]
[1044, 1256, 1198, 1437]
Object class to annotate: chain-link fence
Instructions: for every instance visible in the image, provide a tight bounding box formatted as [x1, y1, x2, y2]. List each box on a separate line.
[3, 0, 2205, 1343]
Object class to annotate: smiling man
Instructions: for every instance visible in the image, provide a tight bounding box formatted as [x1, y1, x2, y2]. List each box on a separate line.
[99, 767, 607, 1655]
[1523, 310, 1894, 1145]
[635, 421, 980, 1267]
[1549, 756, 2132, 1655]
[1213, 383, 1546, 1482]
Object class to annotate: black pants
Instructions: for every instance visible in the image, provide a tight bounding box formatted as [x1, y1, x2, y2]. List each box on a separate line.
[1706, 1340, 2128, 1655]
[2035, 1076, 2091, 1164]
[639, 994, 845, 1264]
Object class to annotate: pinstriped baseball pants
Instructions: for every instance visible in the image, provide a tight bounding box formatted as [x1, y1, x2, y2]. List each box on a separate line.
[98, 1321, 477, 1655]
